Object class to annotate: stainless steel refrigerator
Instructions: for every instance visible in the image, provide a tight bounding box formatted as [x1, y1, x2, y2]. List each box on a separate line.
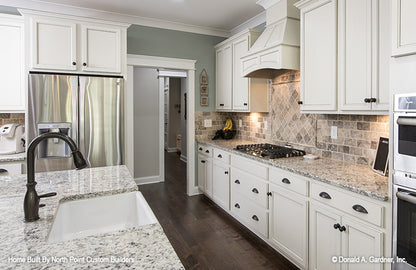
[28, 73, 124, 172]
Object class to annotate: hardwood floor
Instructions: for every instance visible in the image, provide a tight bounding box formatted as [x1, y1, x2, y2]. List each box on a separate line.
[139, 151, 299, 270]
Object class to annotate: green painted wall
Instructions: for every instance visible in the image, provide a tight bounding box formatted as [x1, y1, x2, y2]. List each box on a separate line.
[127, 25, 225, 111]
[0, 5, 20, 15]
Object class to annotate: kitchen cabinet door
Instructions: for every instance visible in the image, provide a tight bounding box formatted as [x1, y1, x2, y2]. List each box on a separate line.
[198, 153, 206, 193]
[269, 184, 308, 269]
[205, 158, 213, 198]
[309, 201, 342, 270]
[371, 0, 390, 112]
[232, 36, 250, 111]
[338, 0, 373, 111]
[0, 15, 25, 112]
[392, 0, 416, 57]
[81, 24, 121, 73]
[298, 0, 337, 112]
[216, 44, 232, 110]
[31, 17, 77, 71]
[341, 217, 383, 270]
[338, 0, 388, 113]
[212, 161, 230, 211]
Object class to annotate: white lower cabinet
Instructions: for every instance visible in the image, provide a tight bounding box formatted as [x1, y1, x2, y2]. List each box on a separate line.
[310, 201, 383, 270]
[310, 201, 343, 270]
[212, 161, 230, 211]
[231, 191, 268, 238]
[269, 184, 308, 269]
[197, 146, 212, 197]
[0, 162, 24, 176]
[205, 159, 213, 198]
[197, 153, 206, 192]
[230, 162, 269, 238]
[197, 144, 387, 270]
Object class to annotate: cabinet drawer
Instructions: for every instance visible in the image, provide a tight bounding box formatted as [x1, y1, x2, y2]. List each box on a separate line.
[269, 167, 309, 196]
[213, 148, 230, 164]
[0, 163, 23, 176]
[310, 182, 384, 227]
[231, 154, 267, 179]
[231, 191, 268, 238]
[198, 145, 212, 157]
[231, 167, 268, 208]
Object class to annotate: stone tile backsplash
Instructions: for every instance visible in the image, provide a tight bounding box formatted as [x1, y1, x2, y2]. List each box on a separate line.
[0, 113, 25, 126]
[195, 70, 389, 166]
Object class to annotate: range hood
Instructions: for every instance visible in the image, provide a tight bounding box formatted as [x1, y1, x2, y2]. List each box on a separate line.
[241, 0, 300, 78]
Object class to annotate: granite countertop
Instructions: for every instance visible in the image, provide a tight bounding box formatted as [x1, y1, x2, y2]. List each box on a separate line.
[0, 165, 184, 269]
[198, 139, 389, 201]
[0, 152, 26, 162]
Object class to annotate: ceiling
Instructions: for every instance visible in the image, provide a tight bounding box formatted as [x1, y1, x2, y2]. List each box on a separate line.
[29, 0, 264, 31]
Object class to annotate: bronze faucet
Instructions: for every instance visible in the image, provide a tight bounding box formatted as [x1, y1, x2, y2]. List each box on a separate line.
[24, 132, 88, 222]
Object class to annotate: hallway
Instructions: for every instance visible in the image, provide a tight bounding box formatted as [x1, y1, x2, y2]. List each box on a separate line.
[139, 151, 299, 270]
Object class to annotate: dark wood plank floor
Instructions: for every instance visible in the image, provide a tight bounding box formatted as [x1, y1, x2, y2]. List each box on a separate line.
[139, 151, 299, 270]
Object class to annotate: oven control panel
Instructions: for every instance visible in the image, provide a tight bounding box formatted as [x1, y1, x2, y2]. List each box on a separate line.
[395, 93, 416, 111]
[395, 171, 416, 190]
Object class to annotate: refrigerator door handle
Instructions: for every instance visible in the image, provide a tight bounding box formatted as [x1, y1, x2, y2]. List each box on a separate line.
[70, 76, 78, 146]
[78, 76, 88, 163]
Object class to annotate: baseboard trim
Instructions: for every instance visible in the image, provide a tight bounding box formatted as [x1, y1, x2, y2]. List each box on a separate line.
[167, 147, 178, 153]
[188, 185, 201, 196]
[180, 154, 187, 163]
[135, 175, 164, 185]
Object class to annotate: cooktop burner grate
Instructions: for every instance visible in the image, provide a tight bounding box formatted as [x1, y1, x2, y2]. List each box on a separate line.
[235, 143, 306, 159]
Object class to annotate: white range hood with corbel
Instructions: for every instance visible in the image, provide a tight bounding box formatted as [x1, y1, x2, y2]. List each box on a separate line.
[241, 0, 300, 78]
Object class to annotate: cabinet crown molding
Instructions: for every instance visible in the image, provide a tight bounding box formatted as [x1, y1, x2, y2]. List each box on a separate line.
[18, 9, 131, 28]
[215, 28, 263, 49]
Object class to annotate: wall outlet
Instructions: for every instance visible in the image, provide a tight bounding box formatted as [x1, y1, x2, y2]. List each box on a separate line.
[331, 126, 337, 139]
[264, 121, 268, 130]
[204, 119, 212, 128]
[239, 119, 242, 127]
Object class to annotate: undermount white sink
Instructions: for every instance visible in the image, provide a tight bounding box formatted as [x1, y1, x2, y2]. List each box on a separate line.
[47, 191, 157, 243]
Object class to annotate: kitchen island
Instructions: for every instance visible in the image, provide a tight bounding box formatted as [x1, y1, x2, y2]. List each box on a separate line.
[0, 165, 184, 269]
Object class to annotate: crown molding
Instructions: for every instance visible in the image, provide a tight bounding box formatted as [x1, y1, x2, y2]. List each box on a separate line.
[1, 0, 231, 37]
[230, 10, 266, 36]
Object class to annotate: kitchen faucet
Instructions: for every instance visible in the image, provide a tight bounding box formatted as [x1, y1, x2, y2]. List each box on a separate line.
[24, 132, 88, 222]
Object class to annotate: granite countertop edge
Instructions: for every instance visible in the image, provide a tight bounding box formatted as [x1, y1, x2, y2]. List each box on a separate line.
[198, 140, 389, 202]
[58, 186, 140, 203]
[0, 152, 26, 162]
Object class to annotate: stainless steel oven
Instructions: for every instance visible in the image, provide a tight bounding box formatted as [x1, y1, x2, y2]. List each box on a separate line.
[394, 93, 416, 269]
[393, 184, 416, 270]
[394, 93, 416, 177]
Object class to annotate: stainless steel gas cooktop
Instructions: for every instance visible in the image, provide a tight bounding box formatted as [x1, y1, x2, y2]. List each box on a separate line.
[235, 143, 305, 159]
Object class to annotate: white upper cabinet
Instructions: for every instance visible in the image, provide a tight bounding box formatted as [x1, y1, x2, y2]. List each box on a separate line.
[0, 14, 25, 112]
[215, 29, 269, 112]
[232, 36, 249, 111]
[216, 44, 232, 110]
[298, 0, 338, 112]
[338, 0, 373, 111]
[81, 24, 121, 73]
[392, 0, 416, 57]
[296, 0, 389, 114]
[31, 17, 77, 71]
[22, 10, 129, 75]
[338, 0, 389, 112]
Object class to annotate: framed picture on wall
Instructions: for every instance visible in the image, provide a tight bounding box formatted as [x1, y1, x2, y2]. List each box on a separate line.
[200, 69, 208, 85]
[200, 85, 208, 96]
[200, 96, 208, 106]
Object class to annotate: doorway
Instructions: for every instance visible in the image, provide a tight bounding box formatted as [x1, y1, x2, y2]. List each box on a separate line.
[159, 70, 188, 163]
[125, 54, 198, 196]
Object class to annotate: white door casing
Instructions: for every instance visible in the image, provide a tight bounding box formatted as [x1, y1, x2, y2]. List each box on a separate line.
[126, 54, 197, 196]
